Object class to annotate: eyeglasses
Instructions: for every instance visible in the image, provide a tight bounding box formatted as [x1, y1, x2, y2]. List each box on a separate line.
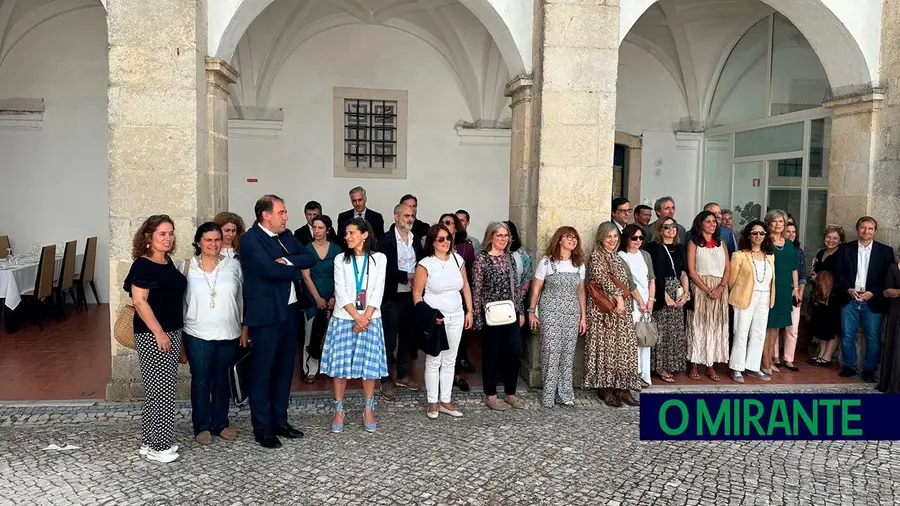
[562, 234, 578, 241]
[630, 235, 644, 241]
[442, 221, 454, 226]
[435, 236, 451, 243]
[662, 224, 677, 230]
[617, 208, 632, 214]
[749, 231, 766, 237]
[494, 233, 509, 239]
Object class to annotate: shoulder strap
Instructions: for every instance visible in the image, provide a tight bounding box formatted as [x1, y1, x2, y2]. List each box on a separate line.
[181, 258, 191, 277]
[453, 253, 461, 269]
[507, 253, 517, 299]
[549, 258, 557, 275]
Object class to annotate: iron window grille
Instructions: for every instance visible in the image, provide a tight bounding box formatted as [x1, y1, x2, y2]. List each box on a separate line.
[344, 99, 397, 169]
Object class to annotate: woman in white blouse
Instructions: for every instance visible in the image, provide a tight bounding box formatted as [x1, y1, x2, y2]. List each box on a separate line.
[413, 224, 473, 419]
[320, 218, 388, 433]
[182, 222, 246, 445]
[213, 212, 246, 259]
[618, 224, 656, 387]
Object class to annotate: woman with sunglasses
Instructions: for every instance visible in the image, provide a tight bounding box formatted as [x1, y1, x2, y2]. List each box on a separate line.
[727, 221, 775, 382]
[645, 217, 689, 383]
[618, 224, 656, 387]
[413, 224, 473, 418]
[438, 213, 475, 390]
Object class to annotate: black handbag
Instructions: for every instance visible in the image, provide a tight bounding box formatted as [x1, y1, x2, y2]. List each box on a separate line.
[229, 346, 251, 406]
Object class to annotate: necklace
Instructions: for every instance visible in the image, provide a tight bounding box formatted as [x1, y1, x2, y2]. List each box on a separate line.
[753, 254, 767, 283]
[199, 256, 221, 308]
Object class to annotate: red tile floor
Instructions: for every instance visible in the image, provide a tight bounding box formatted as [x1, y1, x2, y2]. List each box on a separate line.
[0, 305, 857, 401]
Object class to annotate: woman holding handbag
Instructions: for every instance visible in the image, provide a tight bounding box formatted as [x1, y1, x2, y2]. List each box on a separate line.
[583, 221, 641, 407]
[618, 224, 656, 387]
[123, 215, 187, 463]
[644, 217, 689, 383]
[300, 215, 341, 383]
[472, 221, 525, 411]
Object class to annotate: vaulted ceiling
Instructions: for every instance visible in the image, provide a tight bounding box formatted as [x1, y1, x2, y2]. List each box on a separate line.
[0, 0, 103, 71]
[230, 0, 511, 124]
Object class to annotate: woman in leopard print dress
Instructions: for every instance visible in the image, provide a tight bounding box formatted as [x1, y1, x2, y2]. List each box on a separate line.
[582, 221, 641, 407]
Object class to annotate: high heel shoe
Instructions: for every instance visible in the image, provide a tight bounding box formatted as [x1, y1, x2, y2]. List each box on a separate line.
[363, 397, 377, 432]
[331, 400, 344, 433]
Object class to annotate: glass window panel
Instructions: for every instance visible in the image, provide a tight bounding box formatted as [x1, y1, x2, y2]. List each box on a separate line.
[734, 122, 803, 157]
[709, 18, 770, 127]
[704, 135, 734, 208]
[732, 161, 766, 228]
[770, 13, 829, 116]
[809, 118, 830, 185]
[805, 189, 828, 258]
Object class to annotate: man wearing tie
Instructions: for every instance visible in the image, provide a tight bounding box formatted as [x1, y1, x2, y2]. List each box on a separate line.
[337, 186, 385, 247]
[240, 194, 316, 448]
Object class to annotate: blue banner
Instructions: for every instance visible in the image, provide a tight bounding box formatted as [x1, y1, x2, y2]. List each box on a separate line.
[639, 393, 897, 440]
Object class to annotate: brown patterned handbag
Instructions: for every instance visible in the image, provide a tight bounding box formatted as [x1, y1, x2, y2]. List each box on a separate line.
[588, 255, 632, 313]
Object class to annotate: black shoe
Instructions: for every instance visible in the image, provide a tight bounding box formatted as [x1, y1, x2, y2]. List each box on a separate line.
[276, 425, 304, 439]
[255, 435, 282, 449]
[839, 366, 857, 378]
[862, 370, 876, 383]
[454, 378, 470, 392]
[458, 359, 476, 373]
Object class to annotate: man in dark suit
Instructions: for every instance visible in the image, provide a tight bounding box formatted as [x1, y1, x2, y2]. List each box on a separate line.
[649, 196, 687, 244]
[834, 216, 895, 382]
[376, 202, 425, 400]
[400, 193, 430, 238]
[337, 186, 385, 247]
[240, 194, 316, 448]
[293, 200, 321, 246]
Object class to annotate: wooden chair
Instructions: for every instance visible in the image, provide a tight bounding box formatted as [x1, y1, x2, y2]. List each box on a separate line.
[54, 240, 79, 318]
[0, 235, 8, 259]
[74, 237, 98, 309]
[21, 245, 56, 330]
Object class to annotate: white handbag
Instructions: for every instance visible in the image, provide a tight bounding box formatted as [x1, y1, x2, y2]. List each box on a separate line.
[484, 253, 519, 327]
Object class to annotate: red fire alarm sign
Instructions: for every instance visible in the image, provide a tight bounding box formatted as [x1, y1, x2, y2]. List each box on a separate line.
[752, 178, 760, 187]
[247, 177, 258, 183]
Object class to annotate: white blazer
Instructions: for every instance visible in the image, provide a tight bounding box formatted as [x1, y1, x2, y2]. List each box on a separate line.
[332, 251, 387, 320]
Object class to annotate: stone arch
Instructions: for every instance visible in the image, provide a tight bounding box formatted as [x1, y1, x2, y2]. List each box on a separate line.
[620, 0, 872, 92]
[0, 0, 105, 71]
[209, 0, 528, 77]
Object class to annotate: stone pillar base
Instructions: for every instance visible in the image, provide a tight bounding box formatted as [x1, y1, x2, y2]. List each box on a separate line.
[520, 333, 542, 387]
[106, 354, 192, 401]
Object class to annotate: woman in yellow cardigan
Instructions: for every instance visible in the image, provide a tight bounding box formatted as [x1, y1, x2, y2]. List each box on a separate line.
[728, 220, 776, 383]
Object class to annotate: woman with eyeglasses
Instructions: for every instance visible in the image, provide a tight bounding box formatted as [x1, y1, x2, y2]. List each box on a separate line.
[644, 217, 689, 383]
[727, 220, 775, 382]
[686, 210, 731, 382]
[527, 226, 586, 408]
[618, 224, 656, 387]
[438, 213, 475, 390]
[413, 224, 473, 418]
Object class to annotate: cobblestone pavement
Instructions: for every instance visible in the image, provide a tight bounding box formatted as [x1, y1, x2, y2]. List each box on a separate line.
[0, 384, 896, 506]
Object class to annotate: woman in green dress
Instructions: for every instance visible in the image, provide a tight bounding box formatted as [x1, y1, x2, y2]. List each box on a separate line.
[763, 209, 799, 375]
[300, 215, 342, 383]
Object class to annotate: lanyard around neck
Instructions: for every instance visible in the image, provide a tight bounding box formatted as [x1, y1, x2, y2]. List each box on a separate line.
[352, 254, 369, 293]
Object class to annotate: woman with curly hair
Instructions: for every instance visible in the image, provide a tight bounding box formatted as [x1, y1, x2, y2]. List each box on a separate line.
[124, 214, 187, 463]
[213, 212, 246, 259]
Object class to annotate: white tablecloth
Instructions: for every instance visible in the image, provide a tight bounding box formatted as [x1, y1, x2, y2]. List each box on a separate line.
[0, 255, 82, 309]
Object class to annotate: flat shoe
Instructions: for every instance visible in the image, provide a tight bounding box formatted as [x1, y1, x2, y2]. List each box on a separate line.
[485, 398, 508, 411]
[504, 396, 525, 409]
[426, 409, 439, 419]
[438, 405, 463, 418]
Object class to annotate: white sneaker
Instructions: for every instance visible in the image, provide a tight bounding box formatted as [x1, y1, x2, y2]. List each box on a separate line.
[146, 449, 179, 463]
[139, 444, 178, 456]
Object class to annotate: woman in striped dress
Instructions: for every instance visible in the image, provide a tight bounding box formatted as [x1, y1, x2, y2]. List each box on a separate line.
[320, 218, 388, 433]
[686, 211, 731, 381]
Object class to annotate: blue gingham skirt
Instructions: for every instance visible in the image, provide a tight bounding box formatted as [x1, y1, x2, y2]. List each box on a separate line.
[320, 317, 388, 380]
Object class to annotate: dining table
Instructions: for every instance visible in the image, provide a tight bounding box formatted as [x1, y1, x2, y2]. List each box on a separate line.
[0, 253, 82, 310]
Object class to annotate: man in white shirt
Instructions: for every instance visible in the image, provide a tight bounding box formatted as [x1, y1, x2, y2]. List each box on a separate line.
[337, 186, 385, 247]
[376, 203, 425, 400]
[293, 201, 321, 246]
[240, 195, 316, 448]
[835, 216, 895, 382]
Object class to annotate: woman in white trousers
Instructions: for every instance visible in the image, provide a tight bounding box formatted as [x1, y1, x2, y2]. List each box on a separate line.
[727, 220, 775, 383]
[618, 224, 655, 387]
[413, 224, 473, 418]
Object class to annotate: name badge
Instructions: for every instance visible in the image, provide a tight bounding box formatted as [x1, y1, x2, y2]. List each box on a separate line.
[356, 289, 368, 311]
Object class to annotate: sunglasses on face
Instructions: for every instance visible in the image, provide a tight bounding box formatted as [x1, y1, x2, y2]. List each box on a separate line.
[435, 236, 451, 243]
[662, 224, 677, 230]
[442, 221, 454, 226]
[630, 235, 644, 241]
[749, 231, 766, 237]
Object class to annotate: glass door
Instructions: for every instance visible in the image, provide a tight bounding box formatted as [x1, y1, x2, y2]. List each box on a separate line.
[766, 157, 803, 223]
[731, 161, 766, 229]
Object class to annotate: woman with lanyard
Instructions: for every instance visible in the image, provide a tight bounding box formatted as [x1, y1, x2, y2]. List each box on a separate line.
[320, 218, 388, 433]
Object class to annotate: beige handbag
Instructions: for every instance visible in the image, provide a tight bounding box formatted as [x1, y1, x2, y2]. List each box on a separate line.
[113, 304, 136, 349]
[635, 312, 659, 347]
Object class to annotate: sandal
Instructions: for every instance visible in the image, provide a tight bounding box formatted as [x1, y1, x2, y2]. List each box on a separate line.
[657, 371, 676, 383]
[706, 367, 721, 382]
[688, 368, 701, 381]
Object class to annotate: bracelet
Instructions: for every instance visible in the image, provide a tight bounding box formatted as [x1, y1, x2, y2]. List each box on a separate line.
[526, 308, 535, 313]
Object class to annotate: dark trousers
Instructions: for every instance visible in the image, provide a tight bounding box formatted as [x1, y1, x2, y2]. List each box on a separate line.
[382, 292, 415, 383]
[482, 321, 522, 396]
[456, 331, 470, 370]
[248, 305, 300, 437]
[184, 333, 239, 435]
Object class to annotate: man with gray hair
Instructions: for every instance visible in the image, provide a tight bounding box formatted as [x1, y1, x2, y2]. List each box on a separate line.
[648, 196, 686, 244]
[336, 186, 385, 247]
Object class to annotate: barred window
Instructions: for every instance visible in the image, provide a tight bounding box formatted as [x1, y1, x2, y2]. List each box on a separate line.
[344, 99, 397, 169]
[333, 87, 408, 180]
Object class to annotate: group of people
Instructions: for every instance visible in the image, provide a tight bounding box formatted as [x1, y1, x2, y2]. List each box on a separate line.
[123, 185, 900, 463]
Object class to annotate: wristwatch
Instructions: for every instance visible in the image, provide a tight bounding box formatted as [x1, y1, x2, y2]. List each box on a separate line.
[526, 308, 535, 313]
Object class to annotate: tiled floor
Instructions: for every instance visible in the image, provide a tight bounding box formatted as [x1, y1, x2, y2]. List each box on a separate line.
[0, 305, 858, 401]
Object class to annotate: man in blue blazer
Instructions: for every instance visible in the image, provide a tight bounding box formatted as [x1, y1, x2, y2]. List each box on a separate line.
[834, 216, 895, 382]
[240, 194, 316, 448]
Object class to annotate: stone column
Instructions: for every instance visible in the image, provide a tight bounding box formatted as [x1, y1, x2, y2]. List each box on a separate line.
[203, 58, 239, 220]
[506, 74, 536, 251]
[106, 0, 208, 401]
[518, 0, 620, 387]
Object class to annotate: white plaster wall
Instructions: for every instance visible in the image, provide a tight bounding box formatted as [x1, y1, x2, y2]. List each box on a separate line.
[0, 8, 109, 302]
[228, 24, 510, 241]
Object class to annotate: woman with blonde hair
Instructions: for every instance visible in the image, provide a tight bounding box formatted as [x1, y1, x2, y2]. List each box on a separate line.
[583, 221, 640, 407]
[527, 226, 586, 408]
[213, 212, 246, 259]
[124, 214, 187, 463]
[763, 209, 799, 375]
